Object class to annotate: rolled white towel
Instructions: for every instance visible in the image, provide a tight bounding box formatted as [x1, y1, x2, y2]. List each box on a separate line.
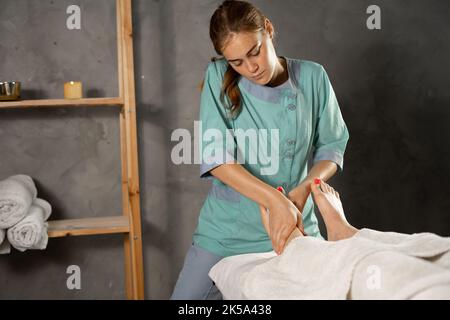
[1, 228, 11, 254]
[7, 198, 52, 252]
[0, 175, 37, 229]
[0, 228, 4, 244]
[0, 238, 11, 255]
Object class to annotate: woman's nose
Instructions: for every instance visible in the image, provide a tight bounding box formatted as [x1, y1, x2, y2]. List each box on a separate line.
[245, 60, 258, 74]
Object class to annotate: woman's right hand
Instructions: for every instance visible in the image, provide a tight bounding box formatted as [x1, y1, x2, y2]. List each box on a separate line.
[267, 192, 300, 255]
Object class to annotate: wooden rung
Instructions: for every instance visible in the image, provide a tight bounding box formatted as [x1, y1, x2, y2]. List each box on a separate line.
[0, 97, 124, 109]
[47, 216, 130, 238]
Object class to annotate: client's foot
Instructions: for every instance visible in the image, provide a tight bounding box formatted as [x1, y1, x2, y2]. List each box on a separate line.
[310, 179, 358, 241]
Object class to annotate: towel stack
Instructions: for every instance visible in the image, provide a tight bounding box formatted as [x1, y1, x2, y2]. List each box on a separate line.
[0, 175, 52, 254]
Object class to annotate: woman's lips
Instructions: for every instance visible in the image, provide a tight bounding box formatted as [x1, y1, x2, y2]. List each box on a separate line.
[252, 70, 265, 79]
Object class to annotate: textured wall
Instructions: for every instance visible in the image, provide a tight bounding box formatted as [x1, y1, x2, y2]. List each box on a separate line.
[0, 0, 449, 299]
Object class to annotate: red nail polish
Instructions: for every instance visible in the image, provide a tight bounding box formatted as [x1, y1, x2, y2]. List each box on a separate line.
[314, 178, 321, 185]
[276, 186, 285, 193]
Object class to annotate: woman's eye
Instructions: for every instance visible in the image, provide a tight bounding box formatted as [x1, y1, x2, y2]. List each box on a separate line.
[251, 49, 260, 56]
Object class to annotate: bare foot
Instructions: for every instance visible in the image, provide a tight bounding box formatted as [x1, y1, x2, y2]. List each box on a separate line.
[310, 179, 358, 241]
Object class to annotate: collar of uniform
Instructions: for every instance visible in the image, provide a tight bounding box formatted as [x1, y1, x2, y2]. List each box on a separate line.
[238, 56, 299, 103]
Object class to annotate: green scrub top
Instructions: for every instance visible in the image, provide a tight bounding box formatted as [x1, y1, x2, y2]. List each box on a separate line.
[193, 57, 349, 257]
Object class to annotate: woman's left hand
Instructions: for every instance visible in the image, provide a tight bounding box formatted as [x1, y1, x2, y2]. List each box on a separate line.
[287, 181, 311, 233]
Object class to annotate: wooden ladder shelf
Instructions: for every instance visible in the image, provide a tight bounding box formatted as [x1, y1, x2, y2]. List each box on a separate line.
[0, 0, 144, 300]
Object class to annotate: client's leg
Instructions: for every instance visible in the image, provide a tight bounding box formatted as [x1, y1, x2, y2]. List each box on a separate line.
[259, 178, 358, 245]
[310, 179, 359, 241]
[424, 251, 450, 271]
[349, 251, 450, 299]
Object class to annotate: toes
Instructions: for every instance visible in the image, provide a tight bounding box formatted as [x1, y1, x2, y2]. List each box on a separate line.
[321, 181, 337, 196]
[318, 180, 324, 192]
[311, 180, 323, 195]
[313, 179, 340, 198]
[332, 188, 339, 198]
[321, 181, 330, 193]
[336, 191, 340, 199]
[322, 181, 340, 199]
[330, 187, 336, 196]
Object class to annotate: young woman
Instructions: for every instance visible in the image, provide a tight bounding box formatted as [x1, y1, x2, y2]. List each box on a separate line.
[171, 0, 349, 299]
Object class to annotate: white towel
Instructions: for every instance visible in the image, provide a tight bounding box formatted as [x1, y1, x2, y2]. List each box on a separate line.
[350, 250, 450, 299]
[0, 237, 11, 255]
[209, 228, 450, 300]
[0, 175, 37, 229]
[0, 228, 5, 244]
[0, 228, 10, 254]
[355, 228, 450, 257]
[7, 198, 52, 252]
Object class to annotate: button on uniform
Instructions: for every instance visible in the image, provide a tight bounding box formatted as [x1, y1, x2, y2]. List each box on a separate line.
[287, 104, 297, 111]
[285, 153, 294, 159]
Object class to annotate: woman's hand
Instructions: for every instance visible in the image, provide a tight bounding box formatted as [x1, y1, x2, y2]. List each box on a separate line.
[287, 182, 311, 233]
[266, 192, 299, 255]
[258, 204, 271, 237]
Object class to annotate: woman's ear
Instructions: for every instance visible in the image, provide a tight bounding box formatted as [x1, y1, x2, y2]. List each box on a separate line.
[265, 18, 274, 39]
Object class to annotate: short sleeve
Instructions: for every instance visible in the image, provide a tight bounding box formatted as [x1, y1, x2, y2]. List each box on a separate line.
[312, 66, 349, 171]
[198, 61, 237, 179]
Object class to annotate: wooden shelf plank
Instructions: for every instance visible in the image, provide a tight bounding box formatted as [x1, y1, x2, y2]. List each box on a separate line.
[0, 97, 124, 109]
[47, 216, 129, 238]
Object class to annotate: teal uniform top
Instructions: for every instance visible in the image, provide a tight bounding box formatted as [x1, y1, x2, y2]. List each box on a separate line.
[193, 57, 349, 257]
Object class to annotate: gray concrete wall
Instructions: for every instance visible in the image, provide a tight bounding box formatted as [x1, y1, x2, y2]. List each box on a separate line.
[0, 0, 449, 299]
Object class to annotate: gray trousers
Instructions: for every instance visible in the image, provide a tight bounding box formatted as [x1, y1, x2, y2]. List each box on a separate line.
[170, 244, 224, 300]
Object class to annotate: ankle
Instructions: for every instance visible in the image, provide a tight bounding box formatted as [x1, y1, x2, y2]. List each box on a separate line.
[326, 224, 358, 241]
[322, 214, 344, 231]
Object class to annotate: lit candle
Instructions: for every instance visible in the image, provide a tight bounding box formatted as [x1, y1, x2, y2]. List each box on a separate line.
[64, 81, 83, 99]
